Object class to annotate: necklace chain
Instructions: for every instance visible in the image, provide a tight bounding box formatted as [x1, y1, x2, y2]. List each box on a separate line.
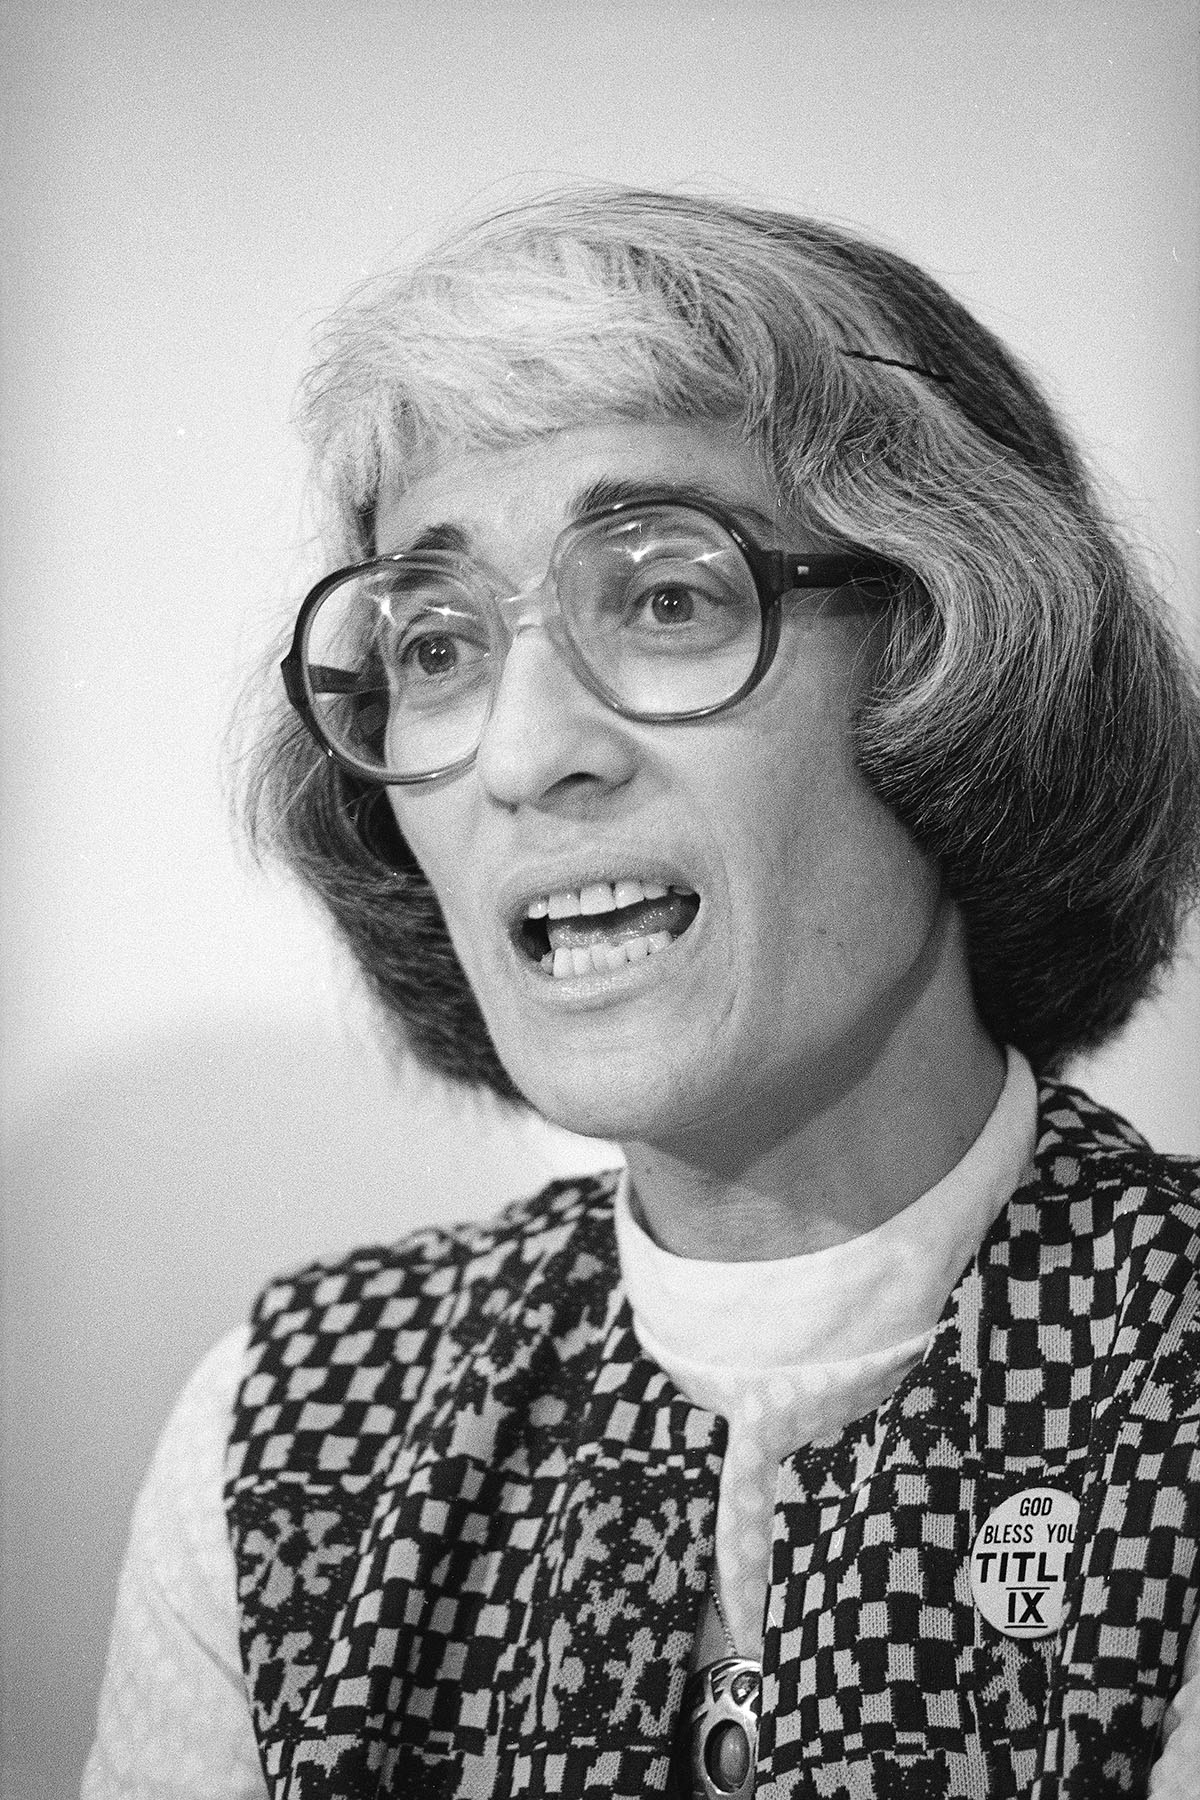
[711, 1583, 738, 1656]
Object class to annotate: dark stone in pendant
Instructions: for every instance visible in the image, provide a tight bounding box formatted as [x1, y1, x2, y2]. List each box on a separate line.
[676, 1656, 762, 1800]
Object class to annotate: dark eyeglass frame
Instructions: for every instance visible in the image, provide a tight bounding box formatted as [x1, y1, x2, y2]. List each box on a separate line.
[280, 490, 903, 785]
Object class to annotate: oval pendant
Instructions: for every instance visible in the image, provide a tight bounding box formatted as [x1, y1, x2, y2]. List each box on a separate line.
[680, 1655, 761, 1800]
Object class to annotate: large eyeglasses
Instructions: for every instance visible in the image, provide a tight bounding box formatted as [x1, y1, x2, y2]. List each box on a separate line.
[280, 493, 900, 785]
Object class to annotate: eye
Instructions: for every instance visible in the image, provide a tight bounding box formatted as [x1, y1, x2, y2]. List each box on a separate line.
[401, 630, 467, 677]
[643, 584, 698, 625]
[624, 561, 732, 624]
[621, 564, 749, 649]
[388, 613, 491, 712]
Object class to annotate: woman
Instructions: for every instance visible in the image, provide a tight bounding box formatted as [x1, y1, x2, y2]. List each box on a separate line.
[87, 189, 1200, 1798]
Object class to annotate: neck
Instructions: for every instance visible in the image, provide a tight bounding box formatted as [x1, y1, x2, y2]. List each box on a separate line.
[621, 907, 1005, 1262]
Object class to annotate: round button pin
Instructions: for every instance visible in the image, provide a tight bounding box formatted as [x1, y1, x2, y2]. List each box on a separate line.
[970, 1486, 1080, 1638]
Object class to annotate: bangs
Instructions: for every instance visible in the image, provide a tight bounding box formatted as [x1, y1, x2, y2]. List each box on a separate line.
[292, 190, 912, 558]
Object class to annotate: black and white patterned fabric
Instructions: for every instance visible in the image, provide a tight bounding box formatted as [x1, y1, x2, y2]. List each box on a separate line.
[225, 1084, 1200, 1798]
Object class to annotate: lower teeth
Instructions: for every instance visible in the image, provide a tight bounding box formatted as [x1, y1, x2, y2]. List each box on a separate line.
[541, 929, 675, 979]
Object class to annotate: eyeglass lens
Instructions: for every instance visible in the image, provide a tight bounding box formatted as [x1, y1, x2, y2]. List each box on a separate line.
[301, 505, 764, 779]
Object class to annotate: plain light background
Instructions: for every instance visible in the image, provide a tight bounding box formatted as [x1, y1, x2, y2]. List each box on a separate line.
[2, 2, 1198, 1793]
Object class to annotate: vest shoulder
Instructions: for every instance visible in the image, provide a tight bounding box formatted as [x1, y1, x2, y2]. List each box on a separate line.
[247, 1167, 623, 1331]
[1022, 1079, 1200, 1272]
[1034, 1079, 1200, 1202]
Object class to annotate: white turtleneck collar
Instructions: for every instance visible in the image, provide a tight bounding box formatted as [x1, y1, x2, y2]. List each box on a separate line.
[613, 1046, 1039, 1659]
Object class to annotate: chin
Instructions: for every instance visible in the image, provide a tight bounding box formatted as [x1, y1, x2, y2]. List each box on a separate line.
[505, 1053, 691, 1147]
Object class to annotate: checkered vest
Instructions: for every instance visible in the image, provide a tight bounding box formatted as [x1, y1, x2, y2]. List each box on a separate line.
[225, 1083, 1200, 1798]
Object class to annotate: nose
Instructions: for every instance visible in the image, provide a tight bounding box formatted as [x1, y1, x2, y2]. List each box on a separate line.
[474, 620, 639, 809]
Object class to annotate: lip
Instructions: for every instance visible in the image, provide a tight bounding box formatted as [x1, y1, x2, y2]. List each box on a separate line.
[493, 850, 705, 1003]
[507, 890, 706, 1005]
[496, 855, 702, 933]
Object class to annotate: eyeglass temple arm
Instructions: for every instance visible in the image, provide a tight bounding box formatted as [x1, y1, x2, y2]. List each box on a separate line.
[281, 654, 366, 702]
[776, 552, 898, 588]
[770, 552, 901, 617]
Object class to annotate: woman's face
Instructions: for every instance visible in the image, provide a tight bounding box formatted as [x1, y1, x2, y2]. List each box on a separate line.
[380, 418, 947, 1150]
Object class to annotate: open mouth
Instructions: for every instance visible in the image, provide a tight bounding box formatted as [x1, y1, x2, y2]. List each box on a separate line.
[517, 878, 701, 979]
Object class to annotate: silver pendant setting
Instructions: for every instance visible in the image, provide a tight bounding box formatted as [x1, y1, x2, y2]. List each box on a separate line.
[681, 1655, 762, 1799]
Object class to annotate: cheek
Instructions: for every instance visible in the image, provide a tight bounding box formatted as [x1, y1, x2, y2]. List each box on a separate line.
[723, 718, 938, 982]
[386, 794, 479, 941]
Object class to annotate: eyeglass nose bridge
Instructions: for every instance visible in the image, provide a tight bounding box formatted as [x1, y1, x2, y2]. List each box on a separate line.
[482, 564, 594, 690]
[478, 562, 626, 724]
[488, 565, 567, 641]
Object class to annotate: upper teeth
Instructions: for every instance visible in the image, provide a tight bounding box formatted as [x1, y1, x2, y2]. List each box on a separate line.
[525, 878, 672, 920]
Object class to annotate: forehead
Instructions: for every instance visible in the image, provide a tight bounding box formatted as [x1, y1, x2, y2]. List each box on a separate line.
[372, 418, 790, 562]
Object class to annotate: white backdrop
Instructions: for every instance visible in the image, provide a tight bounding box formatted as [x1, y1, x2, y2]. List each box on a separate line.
[2, 3, 1198, 1793]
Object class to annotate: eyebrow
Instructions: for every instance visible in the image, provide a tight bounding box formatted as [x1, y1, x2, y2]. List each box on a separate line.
[395, 520, 473, 557]
[570, 475, 782, 538]
[389, 476, 786, 560]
